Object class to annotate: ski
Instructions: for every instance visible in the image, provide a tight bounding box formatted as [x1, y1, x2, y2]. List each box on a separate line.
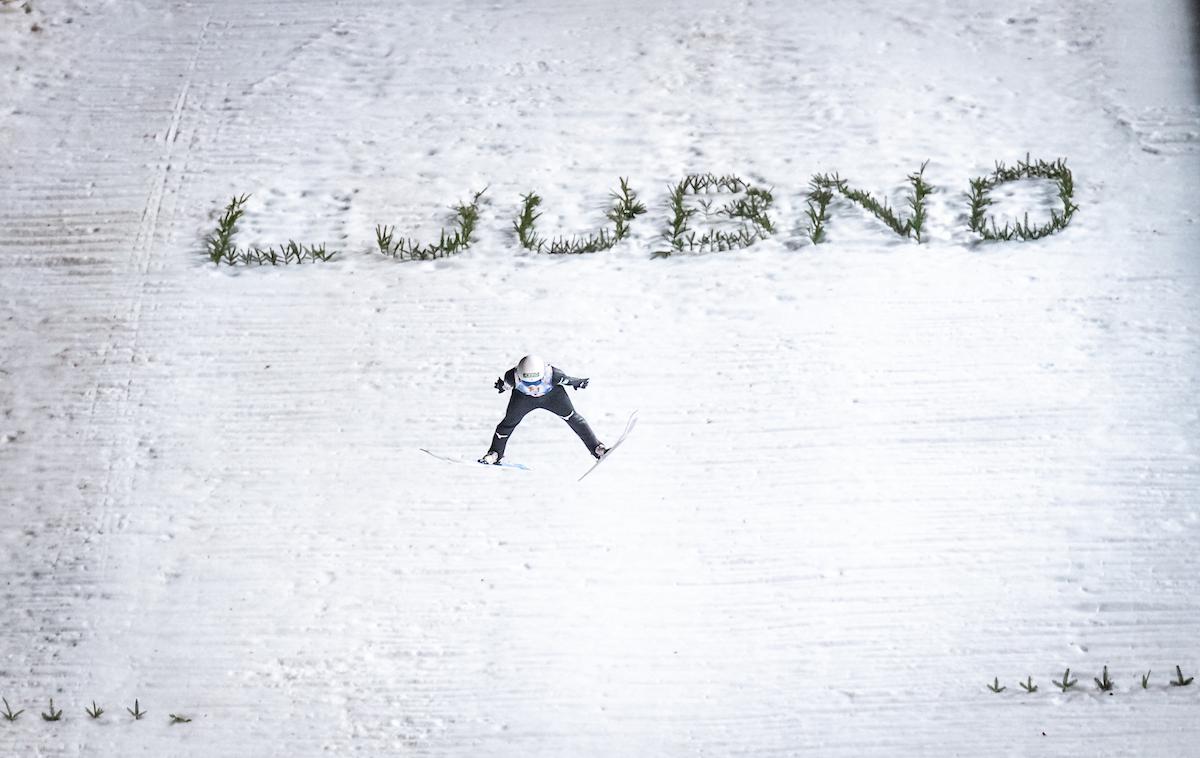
[578, 410, 637, 482]
[420, 448, 530, 471]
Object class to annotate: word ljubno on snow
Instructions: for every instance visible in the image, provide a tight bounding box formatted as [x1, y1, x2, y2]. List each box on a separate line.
[205, 155, 1078, 265]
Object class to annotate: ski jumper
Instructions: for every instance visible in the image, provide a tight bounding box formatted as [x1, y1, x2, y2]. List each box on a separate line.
[488, 365, 600, 458]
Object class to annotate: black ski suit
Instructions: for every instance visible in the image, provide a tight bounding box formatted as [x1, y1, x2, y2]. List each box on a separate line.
[487, 366, 600, 458]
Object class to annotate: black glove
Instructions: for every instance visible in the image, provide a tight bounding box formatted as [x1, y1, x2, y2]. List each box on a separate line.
[573, 378, 589, 390]
[494, 377, 506, 393]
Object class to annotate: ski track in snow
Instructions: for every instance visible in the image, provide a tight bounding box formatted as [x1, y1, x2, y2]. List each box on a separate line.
[1, 0, 1198, 756]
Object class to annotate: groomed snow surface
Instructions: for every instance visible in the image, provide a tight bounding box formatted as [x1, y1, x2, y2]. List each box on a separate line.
[2, 0, 1199, 755]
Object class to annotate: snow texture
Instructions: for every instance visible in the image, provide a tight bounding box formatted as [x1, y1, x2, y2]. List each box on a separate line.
[1, 0, 1199, 755]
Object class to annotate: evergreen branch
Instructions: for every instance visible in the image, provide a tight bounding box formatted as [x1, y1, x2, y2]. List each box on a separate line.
[804, 175, 837, 244]
[205, 195, 338, 265]
[967, 154, 1077, 241]
[378, 188, 487, 261]
[204, 194, 249, 263]
[658, 173, 773, 256]
[810, 162, 932, 243]
[1, 697, 23, 722]
[1171, 665, 1194, 687]
[606, 176, 648, 241]
[518, 179, 647, 255]
[41, 698, 63, 722]
[513, 191, 544, 251]
[1054, 668, 1078, 692]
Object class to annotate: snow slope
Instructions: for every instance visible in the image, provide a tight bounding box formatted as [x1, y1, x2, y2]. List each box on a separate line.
[1, 0, 1199, 755]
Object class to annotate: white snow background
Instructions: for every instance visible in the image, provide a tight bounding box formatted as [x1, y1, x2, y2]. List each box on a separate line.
[2, 0, 1199, 755]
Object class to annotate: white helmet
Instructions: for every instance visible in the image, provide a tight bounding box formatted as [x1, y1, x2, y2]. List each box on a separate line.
[516, 355, 547, 383]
